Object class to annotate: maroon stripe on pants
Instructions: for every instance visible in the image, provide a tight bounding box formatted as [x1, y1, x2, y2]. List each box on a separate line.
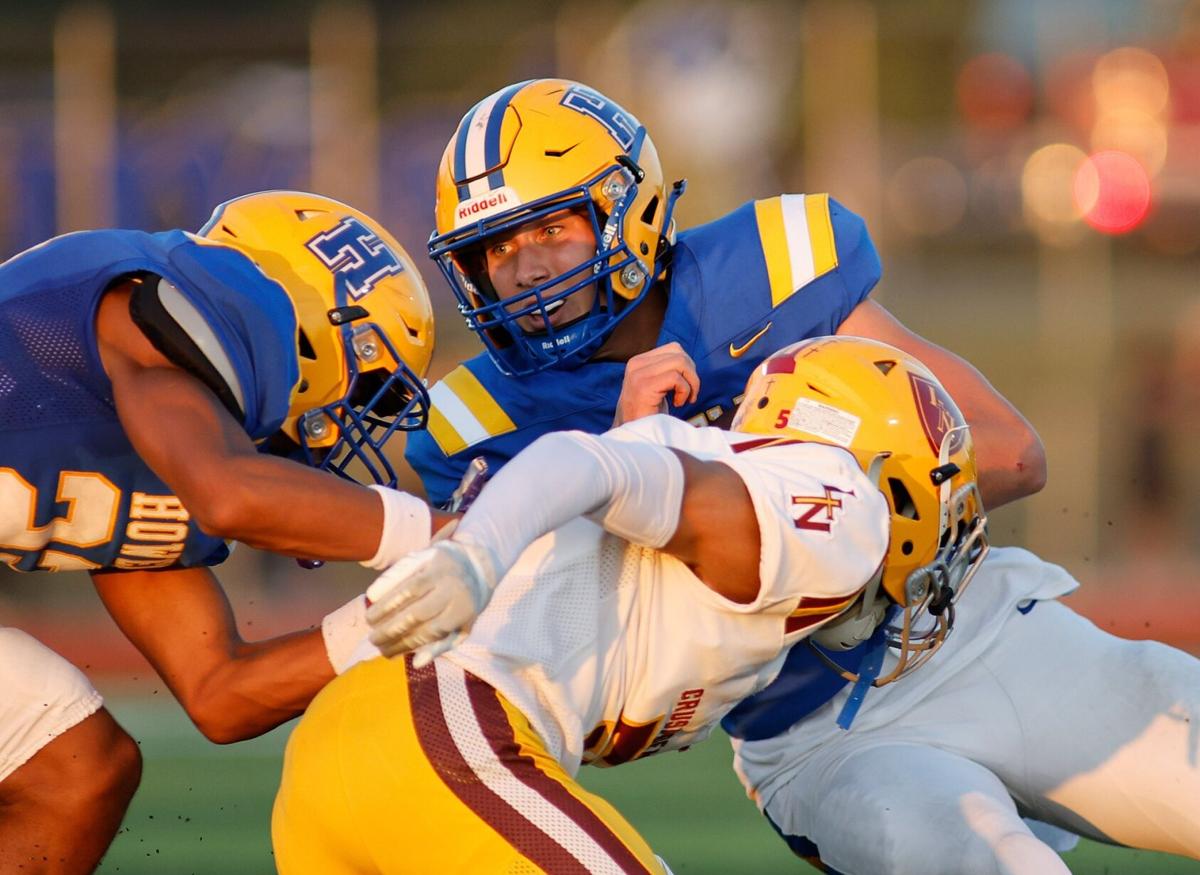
[406, 658, 588, 873]
[462, 670, 655, 874]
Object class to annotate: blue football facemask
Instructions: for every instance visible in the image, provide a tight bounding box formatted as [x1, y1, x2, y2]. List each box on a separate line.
[268, 321, 430, 489]
[429, 164, 683, 377]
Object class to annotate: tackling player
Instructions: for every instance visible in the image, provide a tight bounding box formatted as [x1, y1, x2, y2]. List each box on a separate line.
[272, 337, 989, 874]
[0, 191, 449, 873]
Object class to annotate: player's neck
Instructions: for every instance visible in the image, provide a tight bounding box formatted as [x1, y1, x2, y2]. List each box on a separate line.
[590, 283, 668, 363]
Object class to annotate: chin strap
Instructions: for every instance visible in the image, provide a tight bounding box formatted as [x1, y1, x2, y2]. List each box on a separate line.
[835, 623, 890, 730]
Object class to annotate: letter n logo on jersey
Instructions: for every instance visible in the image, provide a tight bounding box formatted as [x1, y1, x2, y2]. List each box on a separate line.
[306, 217, 404, 300]
[791, 486, 855, 533]
[909, 374, 966, 456]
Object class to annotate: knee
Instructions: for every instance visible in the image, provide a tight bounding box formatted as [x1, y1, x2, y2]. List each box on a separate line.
[99, 724, 142, 807]
[50, 712, 142, 814]
[831, 790, 1058, 875]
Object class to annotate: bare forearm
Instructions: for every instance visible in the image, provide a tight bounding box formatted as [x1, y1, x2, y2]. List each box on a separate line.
[838, 299, 1046, 510]
[199, 454, 385, 558]
[94, 567, 338, 743]
[190, 628, 333, 743]
[916, 352, 1046, 509]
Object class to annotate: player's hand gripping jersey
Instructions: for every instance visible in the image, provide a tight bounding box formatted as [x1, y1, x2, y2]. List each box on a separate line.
[0, 229, 297, 572]
[438, 415, 889, 775]
[407, 195, 881, 507]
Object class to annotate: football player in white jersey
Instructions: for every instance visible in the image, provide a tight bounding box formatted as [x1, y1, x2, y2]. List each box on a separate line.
[723, 346, 1200, 875]
[272, 336, 990, 874]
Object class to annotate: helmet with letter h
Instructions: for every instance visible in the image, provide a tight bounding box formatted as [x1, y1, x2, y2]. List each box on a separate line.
[732, 336, 990, 686]
[429, 78, 685, 376]
[200, 191, 434, 488]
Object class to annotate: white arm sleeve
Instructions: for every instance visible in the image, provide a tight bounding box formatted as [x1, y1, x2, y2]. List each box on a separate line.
[453, 430, 685, 573]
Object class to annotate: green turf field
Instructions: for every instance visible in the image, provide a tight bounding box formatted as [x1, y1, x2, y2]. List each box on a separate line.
[97, 697, 1199, 874]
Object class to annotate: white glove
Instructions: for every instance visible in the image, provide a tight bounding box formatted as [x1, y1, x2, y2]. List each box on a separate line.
[364, 539, 500, 666]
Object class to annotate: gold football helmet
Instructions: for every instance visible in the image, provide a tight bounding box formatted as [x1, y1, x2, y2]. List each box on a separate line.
[199, 190, 434, 487]
[732, 336, 989, 685]
[429, 78, 684, 376]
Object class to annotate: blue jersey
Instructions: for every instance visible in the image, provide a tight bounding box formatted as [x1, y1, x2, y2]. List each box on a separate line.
[0, 229, 299, 573]
[406, 193, 884, 737]
[407, 194, 880, 506]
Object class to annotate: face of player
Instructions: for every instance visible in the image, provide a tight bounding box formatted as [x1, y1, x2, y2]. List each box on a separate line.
[483, 208, 598, 334]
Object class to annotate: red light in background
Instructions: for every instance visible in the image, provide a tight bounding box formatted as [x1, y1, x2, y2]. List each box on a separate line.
[1073, 150, 1152, 234]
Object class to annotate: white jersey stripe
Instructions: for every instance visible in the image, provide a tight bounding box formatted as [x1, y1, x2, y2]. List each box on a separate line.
[434, 661, 630, 874]
[429, 380, 490, 448]
[780, 194, 816, 291]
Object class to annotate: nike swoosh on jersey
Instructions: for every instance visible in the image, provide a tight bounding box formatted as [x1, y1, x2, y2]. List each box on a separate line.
[729, 322, 772, 358]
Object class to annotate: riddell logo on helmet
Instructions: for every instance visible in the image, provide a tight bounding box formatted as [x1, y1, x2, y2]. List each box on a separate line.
[455, 187, 521, 226]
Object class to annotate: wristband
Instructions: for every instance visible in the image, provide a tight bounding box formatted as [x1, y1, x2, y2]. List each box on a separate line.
[361, 486, 432, 570]
[322, 595, 369, 674]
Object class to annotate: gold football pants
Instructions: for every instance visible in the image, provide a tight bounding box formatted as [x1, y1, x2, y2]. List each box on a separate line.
[273, 654, 665, 874]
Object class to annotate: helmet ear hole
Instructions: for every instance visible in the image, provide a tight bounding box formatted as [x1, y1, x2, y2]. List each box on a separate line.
[298, 328, 317, 360]
[888, 477, 919, 520]
[640, 195, 660, 225]
[901, 540, 914, 556]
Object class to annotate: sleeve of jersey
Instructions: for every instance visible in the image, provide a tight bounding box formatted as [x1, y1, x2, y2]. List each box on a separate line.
[403, 427, 465, 509]
[827, 196, 882, 318]
[717, 443, 890, 616]
[162, 234, 300, 439]
[750, 194, 881, 329]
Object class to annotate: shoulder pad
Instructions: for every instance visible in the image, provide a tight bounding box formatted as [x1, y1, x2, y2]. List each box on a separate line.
[426, 364, 517, 456]
[752, 193, 838, 307]
[128, 274, 245, 420]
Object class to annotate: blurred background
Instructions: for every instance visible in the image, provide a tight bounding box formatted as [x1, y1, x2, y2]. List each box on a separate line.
[1, 0, 1198, 871]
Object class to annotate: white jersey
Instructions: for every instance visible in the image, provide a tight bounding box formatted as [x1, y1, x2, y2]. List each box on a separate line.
[444, 416, 890, 776]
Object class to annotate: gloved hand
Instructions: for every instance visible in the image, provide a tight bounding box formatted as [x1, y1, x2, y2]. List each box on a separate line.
[365, 538, 500, 667]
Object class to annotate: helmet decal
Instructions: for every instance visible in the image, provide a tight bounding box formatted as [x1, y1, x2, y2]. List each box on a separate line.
[305, 217, 406, 301]
[908, 372, 967, 456]
[560, 84, 640, 151]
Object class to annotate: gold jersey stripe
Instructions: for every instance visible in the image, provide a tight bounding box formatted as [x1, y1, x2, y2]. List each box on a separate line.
[805, 192, 839, 278]
[443, 366, 517, 435]
[754, 197, 794, 308]
[426, 405, 466, 456]
[754, 193, 840, 309]
[426, 366, 517, 456]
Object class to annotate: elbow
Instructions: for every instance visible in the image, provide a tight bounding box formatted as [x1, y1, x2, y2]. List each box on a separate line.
[184, 695, 262, 745]
[1016, 431, 1048, 497]
[177, 679, 265, 745]
[183, 480, 257, 540]
[194, 718, 247, 746]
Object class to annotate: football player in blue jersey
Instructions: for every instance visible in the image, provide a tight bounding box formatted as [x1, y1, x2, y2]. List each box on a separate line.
[410, 78, 1044, 513]
[0, 191, 451, 873]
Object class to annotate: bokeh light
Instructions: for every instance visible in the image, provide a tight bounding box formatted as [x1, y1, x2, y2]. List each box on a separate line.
[1093, 47, 1170, 117]
[1091, 47, 1170, 176]
[1022, 143, 1088, 227]
[1074, 150, 1152, 234]
[1090, 108, 1168, 176]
